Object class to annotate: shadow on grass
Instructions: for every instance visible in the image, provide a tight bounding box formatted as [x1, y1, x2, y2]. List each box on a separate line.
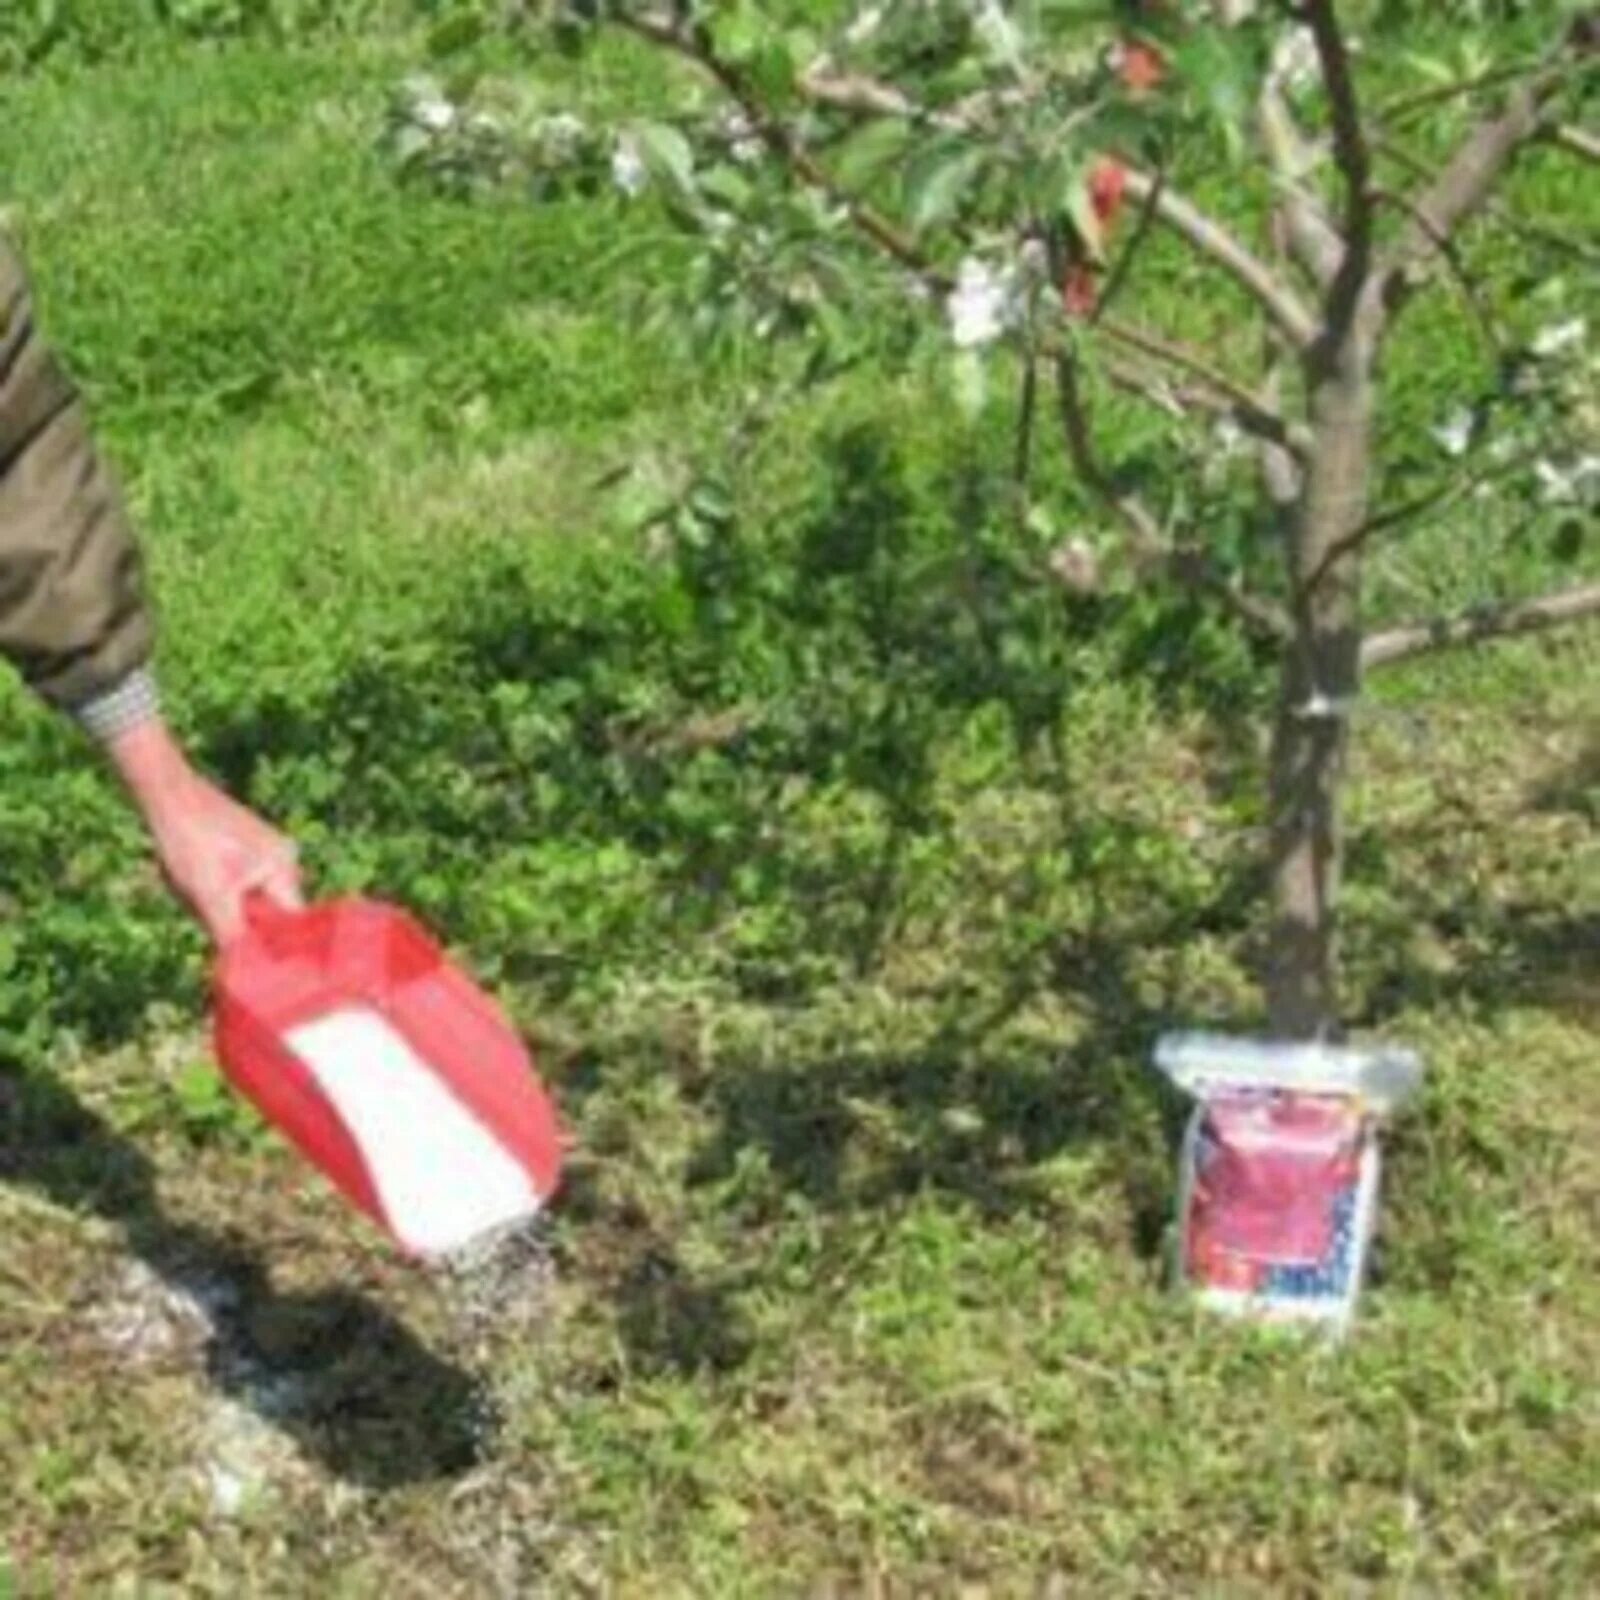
[612, 1243, 756, 1377]
[687, 923, 1204, 1219]
[0, 1065, 487, 1489]
[1344, 735, 1600, 1033]
[17, 419, 1585, 1391]
[189, 423, 1266, 991]
[173, 424, 1274, 1379]
[1359, 901, 1600, 1032]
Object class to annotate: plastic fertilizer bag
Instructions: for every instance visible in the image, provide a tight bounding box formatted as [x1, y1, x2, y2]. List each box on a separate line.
[1155, 1034, 1424, 1335]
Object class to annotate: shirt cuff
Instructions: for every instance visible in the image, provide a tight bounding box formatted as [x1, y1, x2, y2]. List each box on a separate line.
[72, 666, 161, 743]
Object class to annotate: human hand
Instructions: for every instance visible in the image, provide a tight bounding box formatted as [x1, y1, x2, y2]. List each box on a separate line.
[105, 718, 303, 945]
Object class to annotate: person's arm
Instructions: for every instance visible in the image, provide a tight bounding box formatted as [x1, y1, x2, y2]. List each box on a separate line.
[0, 234, 300, 941]
[104, 714, 301, 944]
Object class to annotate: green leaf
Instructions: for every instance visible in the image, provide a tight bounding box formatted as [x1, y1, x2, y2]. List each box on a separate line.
[746, 39, 799, 106]
[952, 348, 988, 419]
[1552, 518, 1586, 563]
[904, 141, 987, 233]
[427, 8, 486, 58]
[1403, 51, 1457, 85]
[1173, 27, 1258, 164]
[698, 163, 755, 211]
[713, 1, 765, 64]
[834, 116, 915, 190]
[634, 122, 696, 196]
[1063, 167, 1104, 264]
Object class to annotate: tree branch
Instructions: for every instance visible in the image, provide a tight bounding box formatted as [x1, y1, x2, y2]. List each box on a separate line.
[1380, 49, 1593, 310]
[1305, 441, 1548, 594]
[1255, 335, 1302, 514]
[1090, 165, 1165, 326]
[1102, 348, 1325, 482]
[1369, 186, 1501, 353]
[798, 64, 921, 121]
[1552, 122, 1600, 163]
[1375, 58, 1546, 128]
[1100, 354, 1187, 418]
[1053, 351, 1291, 641]
[1361, 581, 1600, 669]
[1258, 36, 1341, 288]
[1102, 349, 1315, 460]
[1301, 0, 1373, 248]
[1098, 316, 1311, 457]
[621, 10, 948, 291]
[1119, 169, 1318, 349]
[1374, 132, 1600, 269]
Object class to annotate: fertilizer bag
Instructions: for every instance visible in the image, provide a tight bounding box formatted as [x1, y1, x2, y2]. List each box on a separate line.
[1155, 1034, 1423, 1334]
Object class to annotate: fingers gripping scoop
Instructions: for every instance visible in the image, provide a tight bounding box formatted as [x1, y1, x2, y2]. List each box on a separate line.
[213, 896, 563, 1258]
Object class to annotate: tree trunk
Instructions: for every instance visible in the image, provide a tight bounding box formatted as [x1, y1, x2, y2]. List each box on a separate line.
[1266, 337, 1375, 1040]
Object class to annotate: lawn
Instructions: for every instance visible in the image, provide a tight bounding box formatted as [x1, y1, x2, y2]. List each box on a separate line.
[0, 12, 1596, 1595]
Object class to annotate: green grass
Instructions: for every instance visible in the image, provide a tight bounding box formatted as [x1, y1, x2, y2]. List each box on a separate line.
[1, 18, 1598, 1595]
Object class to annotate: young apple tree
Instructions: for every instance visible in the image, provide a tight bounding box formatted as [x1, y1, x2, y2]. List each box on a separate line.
[404, 1, 1599, 1038]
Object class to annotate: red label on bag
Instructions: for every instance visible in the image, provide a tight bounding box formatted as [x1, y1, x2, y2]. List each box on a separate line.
[1188, 1094, 1362, 1276]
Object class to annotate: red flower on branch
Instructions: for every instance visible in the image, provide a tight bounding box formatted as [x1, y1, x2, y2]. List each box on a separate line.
[1062, 263, 1099, 318]
[1061, 158, 1130, 318]
[1115, 38, 1166, 96]
[1089, 157, 1128, 229]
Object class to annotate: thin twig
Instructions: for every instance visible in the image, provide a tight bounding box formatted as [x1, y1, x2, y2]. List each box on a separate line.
[1014, 351, 1038, 492]
[1054, 348, 1163, 554]
[1302, 0, 1373, 244]
[1099, 354, 1194, 419]
[1362, 580, 1600, 669]
[1099, 316, 1311, 457]
[1306, 441, 1548, 592]
[1380, 53, 1590, 312]
[1053, 350, 1291, 641]
[1370, 186, 1502, 353]
[1374, 132, 1600, 267]
[1090, 166, 1165, 326]
[1375, 58, 1547, 127]
[621, 10, 949, 292]
[1101, 349, 1309, 458]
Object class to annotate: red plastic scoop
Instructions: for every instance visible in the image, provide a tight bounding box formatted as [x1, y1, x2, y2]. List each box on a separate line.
[213, 895, 563, 1258]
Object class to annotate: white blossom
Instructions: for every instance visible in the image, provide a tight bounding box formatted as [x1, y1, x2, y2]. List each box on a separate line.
[844, 4, 885, 46]
[1531, 316, 1587, 358]
[1431, 406, 1474, 458]
[970, 0, 1023, 73]
[537, 112, 588, 163]
[1534, 454, 1600, 504]
[946, 257, 1018, 350]
[406, 80, 457, 133]
[611, 135, 648, 197]
[1049, 538, 1101, 595]
[717, 109, 764, 165]
[1268, 26, 1319, 92]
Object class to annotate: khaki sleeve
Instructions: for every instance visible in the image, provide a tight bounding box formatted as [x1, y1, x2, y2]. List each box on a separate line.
[0, 232, 154, 712]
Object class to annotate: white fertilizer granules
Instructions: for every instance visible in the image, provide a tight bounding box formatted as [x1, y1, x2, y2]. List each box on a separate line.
[286, 1007, 542, 1258]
